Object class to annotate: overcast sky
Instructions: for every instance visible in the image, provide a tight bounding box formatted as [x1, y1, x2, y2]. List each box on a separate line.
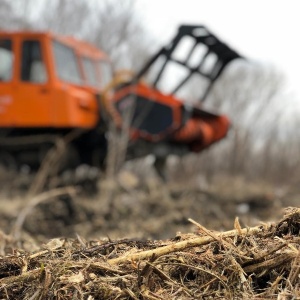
[136, 0, 300, 103]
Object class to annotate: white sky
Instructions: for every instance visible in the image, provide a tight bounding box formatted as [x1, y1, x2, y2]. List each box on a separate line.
[136, 0, 300, 103]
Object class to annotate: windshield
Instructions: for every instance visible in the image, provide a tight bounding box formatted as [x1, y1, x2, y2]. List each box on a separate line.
[0, 39, 13, 81]
[52, 40, 82, 85]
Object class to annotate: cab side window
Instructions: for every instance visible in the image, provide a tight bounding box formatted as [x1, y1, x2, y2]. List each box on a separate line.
[0, 39, 13, 81]
[21, 40, 47, 83]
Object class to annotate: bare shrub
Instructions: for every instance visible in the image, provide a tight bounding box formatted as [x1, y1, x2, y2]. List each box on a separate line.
[187, 60, 298, 186]
[0, 0, 152, 70]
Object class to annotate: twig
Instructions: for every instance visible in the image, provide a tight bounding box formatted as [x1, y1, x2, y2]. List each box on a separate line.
[108, 225, 264, 265]
[28, 129, 83, 196]
[288, 251, 300, 285]
[27, 138, 66, 196]
[188, 218, 228, 247]
[244, 251, 297, 274]
[251, 243, 287, 262]
[0, 269, 41, 288]
[12, 186, 77, 240]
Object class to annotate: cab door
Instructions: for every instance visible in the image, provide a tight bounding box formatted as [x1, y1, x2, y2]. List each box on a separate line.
[13, 38, 54, 127]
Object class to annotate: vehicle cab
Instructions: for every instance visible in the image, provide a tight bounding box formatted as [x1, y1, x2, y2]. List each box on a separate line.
[0, 31, 112, 130]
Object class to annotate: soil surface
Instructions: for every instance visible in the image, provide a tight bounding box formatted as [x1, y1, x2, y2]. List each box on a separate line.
[0, 167, 299, 299]
[0, 166, 299, 243]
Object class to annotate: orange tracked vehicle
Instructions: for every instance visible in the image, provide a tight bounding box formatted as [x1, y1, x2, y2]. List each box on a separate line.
[0, 31, 112, 170]
[0, 25, 241, 174]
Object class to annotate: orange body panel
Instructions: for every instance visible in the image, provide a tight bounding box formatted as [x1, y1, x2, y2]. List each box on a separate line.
[0, 31, 110, 129]
[173, 115, 230, 152]
[112, 82, 230, 150]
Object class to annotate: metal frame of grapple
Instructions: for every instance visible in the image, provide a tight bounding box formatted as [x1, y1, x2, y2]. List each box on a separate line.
[133, 25, 242, 102]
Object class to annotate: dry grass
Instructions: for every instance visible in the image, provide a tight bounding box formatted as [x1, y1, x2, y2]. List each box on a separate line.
[0, 208, 299, 299]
